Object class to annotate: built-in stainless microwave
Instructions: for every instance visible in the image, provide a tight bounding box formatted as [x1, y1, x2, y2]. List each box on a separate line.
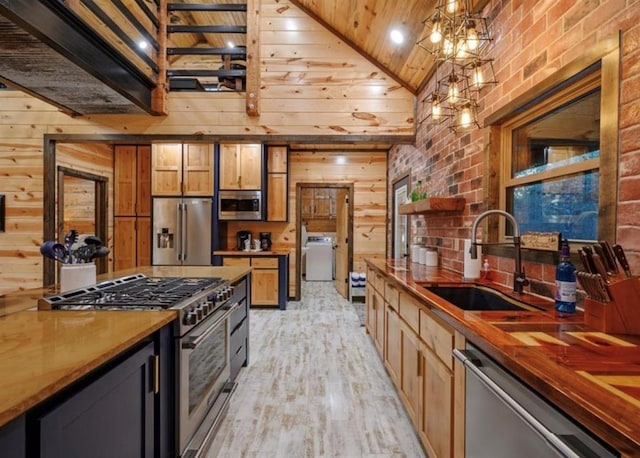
[218, 190, 262, 220]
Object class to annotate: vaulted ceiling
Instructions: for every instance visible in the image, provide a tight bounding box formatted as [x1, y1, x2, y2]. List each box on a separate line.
[0, 0, 489, 115]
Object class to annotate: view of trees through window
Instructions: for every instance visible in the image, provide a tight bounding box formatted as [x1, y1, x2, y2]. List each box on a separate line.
[504, 89, 601, 242]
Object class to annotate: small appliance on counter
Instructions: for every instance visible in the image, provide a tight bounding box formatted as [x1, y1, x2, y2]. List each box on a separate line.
[259, 232, 272, 251]
[237, 230, 251, 251]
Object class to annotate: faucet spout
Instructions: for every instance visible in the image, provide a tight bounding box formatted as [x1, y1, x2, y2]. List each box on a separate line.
[470, 210, 529, 294]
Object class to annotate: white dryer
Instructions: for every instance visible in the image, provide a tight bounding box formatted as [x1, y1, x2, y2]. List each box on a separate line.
[305, 236, 334, 281]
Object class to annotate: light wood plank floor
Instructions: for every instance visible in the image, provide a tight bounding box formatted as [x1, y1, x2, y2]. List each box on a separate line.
[204, 281, 426, 458]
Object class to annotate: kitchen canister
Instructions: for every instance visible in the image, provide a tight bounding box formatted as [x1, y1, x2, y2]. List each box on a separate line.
[411, 244, 422, 263]
[425, 249, 438, 267]
[419, 247, 428, 265]
[60, 263, 97, 293]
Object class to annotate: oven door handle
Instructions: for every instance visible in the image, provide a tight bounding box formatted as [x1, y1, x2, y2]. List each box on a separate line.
[182, 302, 240, 350]
[453, 348, 587, 458]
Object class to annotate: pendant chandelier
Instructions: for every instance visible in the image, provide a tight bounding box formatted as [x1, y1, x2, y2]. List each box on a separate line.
[418, 0, 497, 132]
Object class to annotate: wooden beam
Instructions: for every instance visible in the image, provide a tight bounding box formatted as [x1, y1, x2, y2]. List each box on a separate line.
[245, 0, 260, 117]
[152, 0, 168, 114]
[167, 3, 247, 12]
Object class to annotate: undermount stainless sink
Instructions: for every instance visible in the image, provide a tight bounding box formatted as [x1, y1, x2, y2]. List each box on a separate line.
[424, 285, 543, 312]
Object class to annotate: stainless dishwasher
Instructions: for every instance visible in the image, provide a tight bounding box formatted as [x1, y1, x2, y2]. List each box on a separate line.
[453, 344, 619, 458]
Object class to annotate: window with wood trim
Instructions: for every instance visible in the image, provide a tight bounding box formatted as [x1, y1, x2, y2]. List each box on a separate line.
[494, 42, 620, 246]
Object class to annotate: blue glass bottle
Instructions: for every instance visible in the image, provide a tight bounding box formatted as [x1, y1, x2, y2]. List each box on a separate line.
[555, 241, 576, 313]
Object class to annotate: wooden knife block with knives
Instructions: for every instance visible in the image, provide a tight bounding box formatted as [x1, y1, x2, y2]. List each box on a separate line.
[580, 242, 640, 335]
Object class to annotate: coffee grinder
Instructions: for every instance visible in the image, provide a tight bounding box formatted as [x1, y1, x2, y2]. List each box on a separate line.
[259, 232, 272, 251]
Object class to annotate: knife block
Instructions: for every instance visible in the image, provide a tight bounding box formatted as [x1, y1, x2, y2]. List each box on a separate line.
[583, 276, 640, 334]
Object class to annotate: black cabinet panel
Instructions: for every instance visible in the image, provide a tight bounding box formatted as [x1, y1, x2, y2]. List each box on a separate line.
[36, 342, 155, 458]
[0, 415, 25, 458]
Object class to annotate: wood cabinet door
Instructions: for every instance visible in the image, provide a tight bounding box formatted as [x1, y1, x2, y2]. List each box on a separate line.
[267, 173, 287, 221]
[400, 320, 422, 426]
[152, 144, 182, 195]
[136, 146, 151, 216]
[374, 290, 385, 355]
[183, 143, 214, 196]
[114, 217, 137, 271]
[251, 268, 279, 305]
[136, 217, 151, 266]
[301, 188, 314, 219]
[384, 305, 402, 388]
[114, 145, 137, 216]
[219, 144, 241, 189]
[238, 144, 262, 189]
[365, 285, 377, 337]
[420, 347, 453, 458]
[267, 146, 287, 173]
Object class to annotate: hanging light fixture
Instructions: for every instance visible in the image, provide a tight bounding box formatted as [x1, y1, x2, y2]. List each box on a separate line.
[417, 0, 497, 132]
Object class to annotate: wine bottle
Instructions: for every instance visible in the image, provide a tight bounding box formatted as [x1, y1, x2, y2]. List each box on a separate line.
[555, 240, 576, 313]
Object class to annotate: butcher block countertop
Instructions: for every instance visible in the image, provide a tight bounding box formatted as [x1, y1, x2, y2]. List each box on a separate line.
[214, 250, 290, 256]
[367, 259, 640, 454]
[0, 265, 252, 428]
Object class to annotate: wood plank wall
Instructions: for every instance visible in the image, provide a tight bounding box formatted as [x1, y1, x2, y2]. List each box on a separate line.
[55, 143, 114, 272]
[224, 151, 388, 297]
[0, 0, 412, 294]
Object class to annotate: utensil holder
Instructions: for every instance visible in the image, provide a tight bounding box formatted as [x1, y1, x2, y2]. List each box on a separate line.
[583, 276, 640, 334]
[60, 263, 96, 293]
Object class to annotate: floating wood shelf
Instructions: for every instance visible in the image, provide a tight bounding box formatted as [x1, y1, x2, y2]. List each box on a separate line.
[398, 197, 466, 215]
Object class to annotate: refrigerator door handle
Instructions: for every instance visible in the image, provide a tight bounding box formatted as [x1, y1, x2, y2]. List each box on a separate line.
[177, 202, 183, 262]
[182, 202, 188, 261]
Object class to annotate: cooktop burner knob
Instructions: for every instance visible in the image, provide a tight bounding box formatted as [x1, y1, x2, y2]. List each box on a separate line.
[184, 311, 197, 326]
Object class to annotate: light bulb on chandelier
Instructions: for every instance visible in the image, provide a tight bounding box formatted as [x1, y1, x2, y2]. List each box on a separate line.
[417, 0, 497, 132]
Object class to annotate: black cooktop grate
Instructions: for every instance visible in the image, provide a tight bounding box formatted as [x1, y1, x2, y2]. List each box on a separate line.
[43, 276, 224, 310]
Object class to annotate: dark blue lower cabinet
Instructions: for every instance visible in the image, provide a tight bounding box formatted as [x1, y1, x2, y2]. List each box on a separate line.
[0, 415, 25, 458]
[33, 341, 157, 458]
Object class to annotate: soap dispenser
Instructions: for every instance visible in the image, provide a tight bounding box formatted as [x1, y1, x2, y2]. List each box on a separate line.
[481, 258, 491, 281]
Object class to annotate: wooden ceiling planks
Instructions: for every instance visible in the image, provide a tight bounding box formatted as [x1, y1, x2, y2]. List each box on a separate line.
[290, 0, 439, 93]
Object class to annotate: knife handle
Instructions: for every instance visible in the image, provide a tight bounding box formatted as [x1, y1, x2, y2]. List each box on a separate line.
[577, 249, 592, 273]
[592, 244, 612, 274]
[591, 253, 610, 283]
[581, 246, 596, 272]
[613, 244, 632, 277]
[599, 240, 619, 274]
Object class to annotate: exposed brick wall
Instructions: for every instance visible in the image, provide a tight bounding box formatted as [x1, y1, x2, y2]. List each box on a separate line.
[388, 0, 640, 300]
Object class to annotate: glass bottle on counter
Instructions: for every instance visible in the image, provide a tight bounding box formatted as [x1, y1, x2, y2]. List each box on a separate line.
[555, 240, 576, 313]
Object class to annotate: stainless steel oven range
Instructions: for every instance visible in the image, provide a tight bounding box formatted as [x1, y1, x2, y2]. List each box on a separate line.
[39, 274, 243, 458]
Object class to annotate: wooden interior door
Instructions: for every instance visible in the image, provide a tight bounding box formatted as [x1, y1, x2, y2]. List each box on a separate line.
[334, 188, 349, 298]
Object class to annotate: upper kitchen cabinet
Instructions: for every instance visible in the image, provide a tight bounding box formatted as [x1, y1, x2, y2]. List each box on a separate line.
[301, 188, 336, 220]
[219, 143, 263, 190]
[266, 146, 288, 222]
[151, 144, 214, 196]
[115, 145, 151, 216]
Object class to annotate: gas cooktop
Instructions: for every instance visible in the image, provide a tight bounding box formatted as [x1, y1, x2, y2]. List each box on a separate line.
[38, 274, 226, 311]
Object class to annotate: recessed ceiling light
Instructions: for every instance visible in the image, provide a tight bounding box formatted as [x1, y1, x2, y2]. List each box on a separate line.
[390, 29, 404, 44]
[227, 41, 235, 48]
[138, 40, 148, 50]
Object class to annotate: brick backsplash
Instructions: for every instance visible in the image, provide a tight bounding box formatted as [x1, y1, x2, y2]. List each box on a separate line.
[388, 0, 640, 299]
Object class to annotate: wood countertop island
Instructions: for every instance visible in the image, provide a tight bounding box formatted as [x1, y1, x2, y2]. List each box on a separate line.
[367, 258, 640, 455]
[0, 265, 252, 429]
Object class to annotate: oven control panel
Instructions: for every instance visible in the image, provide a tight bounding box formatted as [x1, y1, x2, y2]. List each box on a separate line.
[182, 285, 234, 328]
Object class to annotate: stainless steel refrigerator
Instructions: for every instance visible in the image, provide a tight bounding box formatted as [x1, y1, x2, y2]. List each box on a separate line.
[152, 197, 213, 265]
